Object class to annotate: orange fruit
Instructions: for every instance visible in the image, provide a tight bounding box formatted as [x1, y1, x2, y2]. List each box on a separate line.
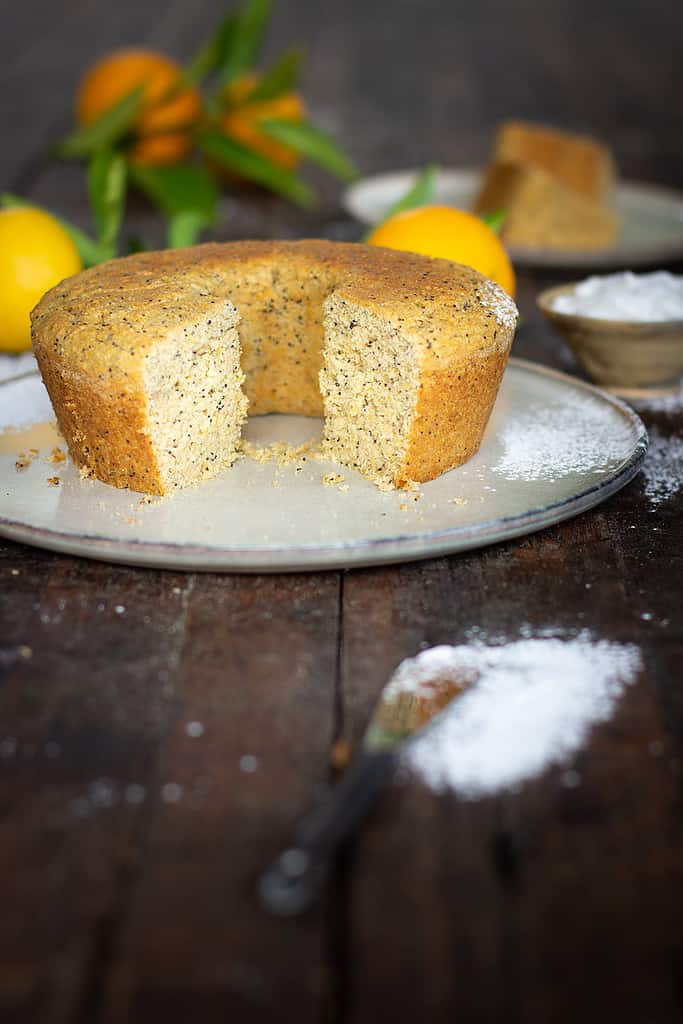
[129, 133, 192, 166]
[75, 48, 201, 166]
[0, 207, 82, 353]
[220, 72, 306, 171]
[367, 205, 516, 297]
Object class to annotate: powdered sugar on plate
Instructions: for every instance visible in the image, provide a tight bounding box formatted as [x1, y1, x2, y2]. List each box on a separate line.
[0, 374, 53, 428]
[494, 392, 638, 481]
[0, 352, 37, 383]
[640, 426, 683, 509]
[395, 634, 642, 798]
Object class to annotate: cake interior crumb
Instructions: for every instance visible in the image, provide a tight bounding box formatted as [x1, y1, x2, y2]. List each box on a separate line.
[239, 439, 319, 465]
[142, 302, 247, 492]
[320, 295, 419, 490]
[322, 472, 345, 486]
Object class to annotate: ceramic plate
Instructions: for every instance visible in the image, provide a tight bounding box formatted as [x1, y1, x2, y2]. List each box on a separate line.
[0, 360, 646, 572]
[343, 168, 683, 269]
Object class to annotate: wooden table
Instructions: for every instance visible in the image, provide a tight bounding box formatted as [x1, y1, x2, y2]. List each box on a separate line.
[2, 1, 682, 1020]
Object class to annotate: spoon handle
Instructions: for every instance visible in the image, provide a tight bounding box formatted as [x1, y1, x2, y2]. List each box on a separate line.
[257, 749, 395, 916]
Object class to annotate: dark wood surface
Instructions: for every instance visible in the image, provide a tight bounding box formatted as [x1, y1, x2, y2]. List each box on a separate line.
[1, 1, 682, 1021]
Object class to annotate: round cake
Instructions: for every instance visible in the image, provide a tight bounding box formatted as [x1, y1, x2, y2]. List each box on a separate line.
[31, 240, 518, 495]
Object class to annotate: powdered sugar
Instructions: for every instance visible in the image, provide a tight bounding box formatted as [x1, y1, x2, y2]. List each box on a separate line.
[396, 634, 642, 798]
[0, 375, 53, 428]
[552, 271, 683, 322]
[0, 352, 37, 383]
[640, 427, 683, 509]
[494, 393, 637, 480]
[632, 380, 683, 416]
[477, 278, 518, 329]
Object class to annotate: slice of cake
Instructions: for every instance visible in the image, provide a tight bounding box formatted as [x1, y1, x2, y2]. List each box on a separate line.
[474, 121, 619, 250]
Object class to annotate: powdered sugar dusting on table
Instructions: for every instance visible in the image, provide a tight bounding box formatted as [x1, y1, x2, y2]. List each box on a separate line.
[494, 392, 639, 480]
[395, 634, 641, 798]
[477, 279, 518, 329]
[632, 379, 683, 416]
[640, 427, 683, 509]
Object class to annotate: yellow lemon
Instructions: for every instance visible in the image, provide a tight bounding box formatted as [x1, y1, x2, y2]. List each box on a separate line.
[367, 205, 516, 297]
[0, 207, 82, 353]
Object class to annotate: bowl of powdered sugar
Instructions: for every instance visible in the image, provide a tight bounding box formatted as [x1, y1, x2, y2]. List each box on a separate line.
[538, 271, 683, 396]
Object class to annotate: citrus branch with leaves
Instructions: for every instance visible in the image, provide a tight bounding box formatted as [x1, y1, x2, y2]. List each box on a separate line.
[2, 0, 357, 266]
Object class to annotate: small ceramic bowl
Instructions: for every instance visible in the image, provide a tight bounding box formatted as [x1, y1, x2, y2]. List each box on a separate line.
[537, 282, 683, 395]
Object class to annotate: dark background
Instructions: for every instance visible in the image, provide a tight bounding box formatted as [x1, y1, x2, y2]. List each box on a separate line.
[1, 2, 682, 1023]
[2, 0, 682, 223]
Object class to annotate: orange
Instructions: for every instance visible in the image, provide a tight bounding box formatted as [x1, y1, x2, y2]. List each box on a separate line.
[0, 207, 82, 353]
[75, 48, 201, 166]
[220, 72, 306, 171]
[367, 205, 516, 297]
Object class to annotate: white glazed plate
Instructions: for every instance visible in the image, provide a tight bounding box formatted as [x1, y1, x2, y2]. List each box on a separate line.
[0, 360, 646, 572]
[343, 168, 683, 269]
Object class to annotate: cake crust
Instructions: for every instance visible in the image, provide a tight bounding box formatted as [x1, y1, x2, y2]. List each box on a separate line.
[491, 121, 616, 201]
[32, 240, 517, 494]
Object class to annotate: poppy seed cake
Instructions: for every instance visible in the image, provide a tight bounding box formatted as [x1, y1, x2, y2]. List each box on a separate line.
[31, 240, 517, 495]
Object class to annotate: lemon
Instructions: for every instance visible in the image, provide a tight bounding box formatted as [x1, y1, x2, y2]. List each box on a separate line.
[367, 205, 515, 297]
[0, 207, 82, 353]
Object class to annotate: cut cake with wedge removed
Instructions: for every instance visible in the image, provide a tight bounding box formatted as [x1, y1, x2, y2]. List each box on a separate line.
[31, 240, 517, 495]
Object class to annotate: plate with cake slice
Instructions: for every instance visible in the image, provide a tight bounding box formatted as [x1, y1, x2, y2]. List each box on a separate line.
[0, 362, 646, 575]
[0, 240, 646, 572]
[344, 122, 683, 269]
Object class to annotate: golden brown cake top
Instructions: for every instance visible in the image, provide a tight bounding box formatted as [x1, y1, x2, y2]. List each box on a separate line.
[32, 239, 517, 383]
[492, 121, 616, 201]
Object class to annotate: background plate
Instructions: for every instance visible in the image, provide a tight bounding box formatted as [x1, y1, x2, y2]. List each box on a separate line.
[0, 360, 646, 572]
[343, 167, 683, 269]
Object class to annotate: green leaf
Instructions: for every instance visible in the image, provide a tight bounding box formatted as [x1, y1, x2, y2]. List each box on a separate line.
[0, 192, 33, 211]
[0, 192, 108, 268]
[362, 164, 439, 241]
[129, 163, 218, 224]
[131, 164, 218, 249]
[63, 224, 110, 267]
[88, 150, 127, 255]
[258, 118, 357, 182]
[185, 14, 238, 84]
[56, 85, 144, 158]
[215, 0, 272, 88]
[482, 208, 507, 233]
[242, 47, 302, 102]
[125, 235, 147, 256]
[384, 164, 439, 219]
[197, 129, 315, 207]
[166, 211, 207, 249]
